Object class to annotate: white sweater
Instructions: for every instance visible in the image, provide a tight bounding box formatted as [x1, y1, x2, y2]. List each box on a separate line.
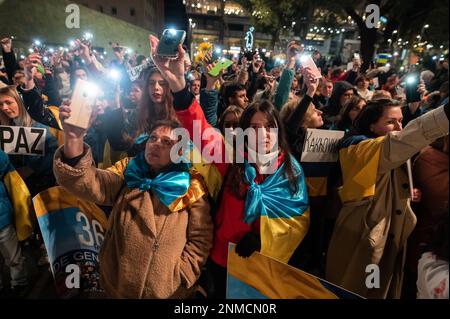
[417, 252, 449, 299]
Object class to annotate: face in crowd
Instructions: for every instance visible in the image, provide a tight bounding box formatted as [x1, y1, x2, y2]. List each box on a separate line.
[248, 111, 278, 155]
[340, 89, 354, 107]
[370, 105, 403, 136]
[74, 68, 88, 81]
[145, 125, 178, 172]
[130, 84, 143, 106]
[304, 104, 324, 128]
[94, 90, 108, 116]
[356, 78, 370, 91]
[230, 89, 249, 109]
[148, 72, 168, 104]
[348, 100, 367, 122]
[0, 92, 20, 120]
[320, 80, 333, 98]
[190, 79, 201, 96]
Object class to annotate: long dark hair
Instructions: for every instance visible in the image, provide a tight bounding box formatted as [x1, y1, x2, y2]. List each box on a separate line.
[228, 99, 298, 198]
[352, 98, 401, 137]
[137, 67, 176, 135]
[335, 96, 366, 131]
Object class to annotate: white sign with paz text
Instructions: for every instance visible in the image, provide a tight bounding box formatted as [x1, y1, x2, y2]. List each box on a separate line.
[0, 126, 46, 156]
[301, 129, 345, 163]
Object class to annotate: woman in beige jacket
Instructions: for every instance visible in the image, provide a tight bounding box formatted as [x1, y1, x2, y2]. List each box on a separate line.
[326, 100, 449, 299]
[54, 102, 213, 299]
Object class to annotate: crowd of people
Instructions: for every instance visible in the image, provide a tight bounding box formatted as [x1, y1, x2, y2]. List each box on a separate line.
[0, 30, 448, 299]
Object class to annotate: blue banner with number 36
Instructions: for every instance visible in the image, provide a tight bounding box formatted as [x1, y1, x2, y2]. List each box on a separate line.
[33, 186, 108, 298]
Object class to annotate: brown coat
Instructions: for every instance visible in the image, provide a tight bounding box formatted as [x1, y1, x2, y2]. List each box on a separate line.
[53, 146, 213, 299]
[326, 106, 449, 299]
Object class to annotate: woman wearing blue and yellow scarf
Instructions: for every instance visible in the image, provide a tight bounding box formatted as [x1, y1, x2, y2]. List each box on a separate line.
[148, 35, 310, 299]
[326, 100, 449, 298]
[53, 107, 213, 298]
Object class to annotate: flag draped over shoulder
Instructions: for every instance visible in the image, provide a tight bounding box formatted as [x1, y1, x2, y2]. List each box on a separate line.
[0, 150, 33, 241]
[243, 156, 310, 263]
[338, 136, 385, 202]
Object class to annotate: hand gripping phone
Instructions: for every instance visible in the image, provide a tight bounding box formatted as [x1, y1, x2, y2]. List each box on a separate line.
[208, 58, 233, 77]
[157, 29, 186, 58]
[405, 73, 421, 103]
[299, 54, 322, 79]
[65, 79, 98, 130]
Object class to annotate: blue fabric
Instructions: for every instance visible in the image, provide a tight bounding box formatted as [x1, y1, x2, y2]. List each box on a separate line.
[243, 155, 309, 224]
[124, 152, 191, 207]
[0, 150, 14, 230]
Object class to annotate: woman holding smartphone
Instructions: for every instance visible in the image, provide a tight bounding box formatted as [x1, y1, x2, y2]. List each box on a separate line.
[149, 34, 310, 298]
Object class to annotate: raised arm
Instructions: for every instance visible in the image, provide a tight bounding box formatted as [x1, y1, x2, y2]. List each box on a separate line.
[54, 101, 124, 205]
[378, 104, 449, 175]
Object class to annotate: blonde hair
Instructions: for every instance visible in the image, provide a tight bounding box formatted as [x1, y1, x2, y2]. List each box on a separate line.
[0, 86, 33, 127]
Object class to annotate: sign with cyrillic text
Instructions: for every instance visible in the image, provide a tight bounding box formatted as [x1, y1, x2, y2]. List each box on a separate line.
[0, 126, 46, 156]
[301, 129, 345, 163]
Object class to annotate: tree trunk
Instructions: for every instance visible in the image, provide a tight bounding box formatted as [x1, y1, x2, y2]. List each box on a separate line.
[345, 5, 379, 72]
[360, 26, 378, 72]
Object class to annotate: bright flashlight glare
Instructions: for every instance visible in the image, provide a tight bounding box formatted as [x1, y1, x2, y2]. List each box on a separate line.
[34, 40, 41, 46]
[168, 29, 177, 36]
[406, 75, 417, 85]
[109, 69, 121, 80]
[83, 82, 100, 98]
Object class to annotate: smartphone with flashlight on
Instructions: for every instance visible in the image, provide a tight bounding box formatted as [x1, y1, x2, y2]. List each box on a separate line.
[298, 54, 322, 79]
[65, 79, 99, 130]
[157, 29, 186, 58]
[405, 73, 421, 103]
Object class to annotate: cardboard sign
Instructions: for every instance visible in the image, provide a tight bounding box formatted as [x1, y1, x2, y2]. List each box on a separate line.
[0, 126, 46, 156]
[127, 61, 149, 82]
[301, 129, 345, 163]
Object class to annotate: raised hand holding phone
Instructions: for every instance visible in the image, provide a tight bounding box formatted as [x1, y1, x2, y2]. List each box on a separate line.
[149, 34, 186, 92]
[63, 79, 99, 130]
[299, 54, 322, 79]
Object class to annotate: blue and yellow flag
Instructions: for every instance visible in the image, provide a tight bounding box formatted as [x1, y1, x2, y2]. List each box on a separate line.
[243, 156, 310, 263]
[338, 136, 384, 202]
[227, 244, 362, 299]
[0, 150, 33, 241]
[33, 186, 108, 298]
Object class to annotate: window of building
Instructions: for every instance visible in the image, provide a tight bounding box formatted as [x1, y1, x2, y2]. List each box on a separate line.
[130, 8, 136, 16]
[112, 7, 117, 15]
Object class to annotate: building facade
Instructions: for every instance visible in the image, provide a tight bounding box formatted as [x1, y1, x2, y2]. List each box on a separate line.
[184, 0, 272, 57]
[73, 0, 165, 32]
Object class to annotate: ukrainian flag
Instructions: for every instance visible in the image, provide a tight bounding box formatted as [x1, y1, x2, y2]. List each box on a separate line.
[227, 244, 362, 299]
[0, 150, 33, 241]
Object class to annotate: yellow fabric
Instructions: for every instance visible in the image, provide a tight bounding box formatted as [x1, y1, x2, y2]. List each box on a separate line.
[4, 171, 33, 241]
[306, 177, 328, 197]
[228, 244, 338, 299]
[102, 140, 128, 169]
[190, 146, 223, 202]
[33, 186, 108, 228]
[105, 157, 131, 179]
[167, 171, 207, 213]
[339, 137, 384, 203]
[103, 157, 207, 213]
[47, 106, 65, 146]
[260, 211, 310, 264]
